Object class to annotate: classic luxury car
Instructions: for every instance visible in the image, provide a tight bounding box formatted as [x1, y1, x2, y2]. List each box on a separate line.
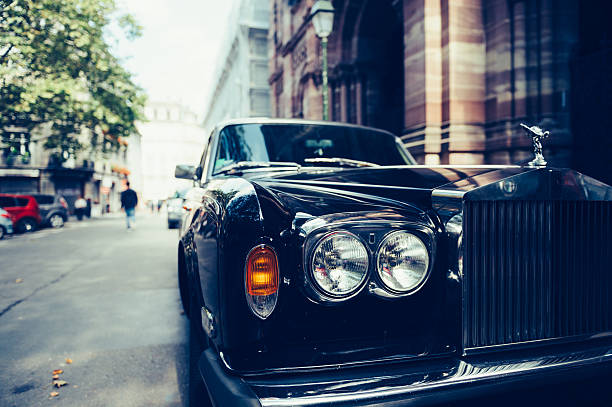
[176, 118, 612, 407]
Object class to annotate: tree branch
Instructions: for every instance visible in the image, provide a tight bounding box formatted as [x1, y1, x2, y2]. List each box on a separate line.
[0, 44, 14, 63]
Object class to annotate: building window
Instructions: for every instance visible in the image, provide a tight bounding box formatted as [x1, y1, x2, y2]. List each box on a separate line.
[251, 37, 268, 57]
[251, 62, 269, 86]
[251, 90, 271, 116]
[1, 131, 30, 165]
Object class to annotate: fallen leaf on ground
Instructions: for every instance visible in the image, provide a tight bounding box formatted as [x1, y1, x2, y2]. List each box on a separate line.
[52, 369, 63, 375]
[15, 278, 23, 283]
[65, 358, 72, 364]
[53, 380, 68, 388]
[52, 374, 59, 379]
[49, 391, 59, 397]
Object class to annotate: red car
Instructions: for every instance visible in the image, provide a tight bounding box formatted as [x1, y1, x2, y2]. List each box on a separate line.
[0, 193, 42, 233]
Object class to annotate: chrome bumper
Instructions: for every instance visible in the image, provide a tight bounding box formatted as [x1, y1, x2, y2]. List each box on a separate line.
[200, 343, 612, 407]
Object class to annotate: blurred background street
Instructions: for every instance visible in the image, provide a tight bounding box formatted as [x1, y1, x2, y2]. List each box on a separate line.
[0, 213, 187, 407]
[1, 0, 611, 404]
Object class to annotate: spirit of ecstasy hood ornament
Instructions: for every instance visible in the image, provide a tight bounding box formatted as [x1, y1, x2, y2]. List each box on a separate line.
[520, 123, 550, 167]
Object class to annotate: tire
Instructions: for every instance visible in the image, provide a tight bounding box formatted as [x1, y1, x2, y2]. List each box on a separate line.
[49, 214, 65, 228]
[0, 226, 4, 240]
[189, 293, 212, 407]
[16, 218, 37, 233]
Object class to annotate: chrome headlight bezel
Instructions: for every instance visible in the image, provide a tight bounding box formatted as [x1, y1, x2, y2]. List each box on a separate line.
[375, 230, 431, 295]
[307, 231, 370, 300]
[300, 217, 436, 303]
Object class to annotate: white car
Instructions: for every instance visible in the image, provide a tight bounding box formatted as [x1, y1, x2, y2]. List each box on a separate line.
[0, 208, 14, 239]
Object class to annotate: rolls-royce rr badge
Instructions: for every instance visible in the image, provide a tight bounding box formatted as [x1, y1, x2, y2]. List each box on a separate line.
[520, 123, 550, 167]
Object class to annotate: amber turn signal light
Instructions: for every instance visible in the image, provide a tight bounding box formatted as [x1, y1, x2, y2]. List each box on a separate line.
[246, 245, 279, 296]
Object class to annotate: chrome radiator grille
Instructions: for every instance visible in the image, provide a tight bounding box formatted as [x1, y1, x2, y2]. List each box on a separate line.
[463, 200, 612, 350]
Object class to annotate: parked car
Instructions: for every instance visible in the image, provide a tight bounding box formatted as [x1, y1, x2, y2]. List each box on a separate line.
[175, 118, 612, 407]
[0, 208, 13, 239]
[167, 188, 191, 229]
[0, 193, 42, 233]
[166, 198, 184, 229]
[30, 194, 69, 228]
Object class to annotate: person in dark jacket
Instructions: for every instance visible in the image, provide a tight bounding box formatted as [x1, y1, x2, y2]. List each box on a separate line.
[120, 182, 138, 229]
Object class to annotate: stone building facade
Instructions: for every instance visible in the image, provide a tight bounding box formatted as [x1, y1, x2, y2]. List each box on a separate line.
[203, 0, 271, 133]
[269, 0, 612, 183]
[138, 102, 206, 202]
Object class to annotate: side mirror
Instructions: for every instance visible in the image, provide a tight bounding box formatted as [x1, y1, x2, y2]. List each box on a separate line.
[175, 164, 197, 180]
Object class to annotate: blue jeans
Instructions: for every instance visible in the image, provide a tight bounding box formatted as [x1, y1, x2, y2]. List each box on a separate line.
[125, 207, 135, 228]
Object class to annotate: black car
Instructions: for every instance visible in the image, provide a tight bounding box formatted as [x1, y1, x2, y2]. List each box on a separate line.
[31, 194, 69, 228]
[176, 118, 612, 407]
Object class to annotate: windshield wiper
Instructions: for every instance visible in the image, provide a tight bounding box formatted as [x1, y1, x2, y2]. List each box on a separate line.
[215, 161, 301, 175]
[303, 157, 379, 167]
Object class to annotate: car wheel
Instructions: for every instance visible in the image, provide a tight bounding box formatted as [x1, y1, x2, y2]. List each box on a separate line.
[49, 214, 65, 228]
[0, 226, 4, 240]
[189, 293, 212, 407]
[16, 218, 37, 233]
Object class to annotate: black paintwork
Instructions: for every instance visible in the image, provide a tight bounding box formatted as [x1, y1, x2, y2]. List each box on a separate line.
[178, 119, 612, 405]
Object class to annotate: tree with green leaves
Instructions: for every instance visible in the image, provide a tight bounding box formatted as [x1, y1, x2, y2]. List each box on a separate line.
[0, 0, 146, 163]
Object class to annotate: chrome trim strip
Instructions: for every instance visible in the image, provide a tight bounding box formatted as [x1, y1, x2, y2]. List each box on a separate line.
[258, 347, 612, 406]
[213, 117, 400, 138]
[307, 230, 370, 301]
[431, 189, 466, 199]
[464, 332, 612, 355]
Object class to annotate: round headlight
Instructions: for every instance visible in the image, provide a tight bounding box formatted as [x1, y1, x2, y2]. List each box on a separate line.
[376, 231, 429, 293]
[311, 232, 369, 297]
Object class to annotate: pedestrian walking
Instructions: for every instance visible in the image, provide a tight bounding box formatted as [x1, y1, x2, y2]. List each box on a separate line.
[120, 182, 138, 229]
[74, 196, 87, 221]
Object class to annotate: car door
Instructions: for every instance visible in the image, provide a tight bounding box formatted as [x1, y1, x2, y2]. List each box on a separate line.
[190, 133, 222, 314]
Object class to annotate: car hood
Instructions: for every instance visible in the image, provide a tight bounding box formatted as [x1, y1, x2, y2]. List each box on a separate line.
[249, 164, 612, 221]
[249, 165, 522, 217]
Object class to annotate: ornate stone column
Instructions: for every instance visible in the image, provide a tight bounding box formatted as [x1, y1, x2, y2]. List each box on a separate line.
[402, 0, 443, 164]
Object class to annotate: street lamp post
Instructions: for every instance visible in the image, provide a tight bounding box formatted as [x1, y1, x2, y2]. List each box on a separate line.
[310, 0, 335, 121]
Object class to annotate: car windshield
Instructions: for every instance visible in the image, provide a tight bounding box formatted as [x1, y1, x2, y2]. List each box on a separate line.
[213, 123, 414, 174]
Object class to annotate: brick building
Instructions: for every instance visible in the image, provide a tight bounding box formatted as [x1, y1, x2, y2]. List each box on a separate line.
[269, 0, 612, 184]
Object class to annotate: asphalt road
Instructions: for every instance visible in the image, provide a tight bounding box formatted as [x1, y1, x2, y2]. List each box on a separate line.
[0, 213, 188, 407]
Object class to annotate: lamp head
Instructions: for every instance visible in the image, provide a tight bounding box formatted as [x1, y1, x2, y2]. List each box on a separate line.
[310, 0, 335, 38]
